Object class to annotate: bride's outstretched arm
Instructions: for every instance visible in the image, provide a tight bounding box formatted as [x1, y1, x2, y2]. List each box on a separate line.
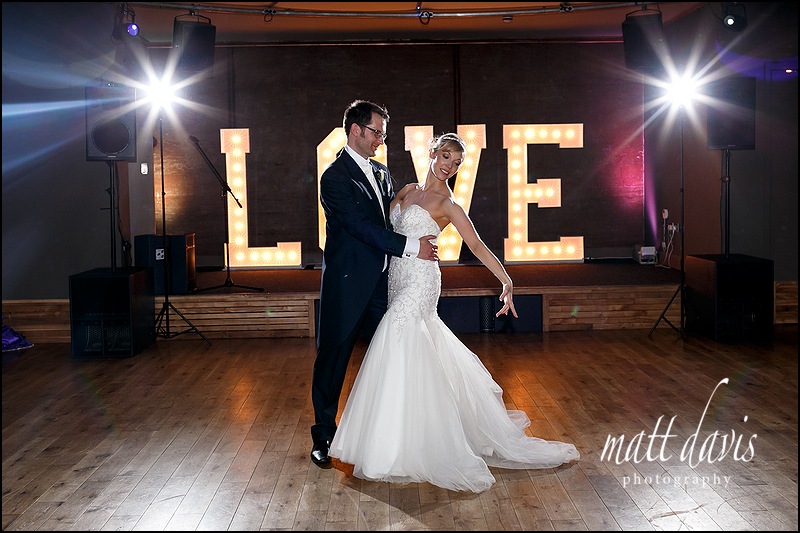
[444, 201, 518, 318]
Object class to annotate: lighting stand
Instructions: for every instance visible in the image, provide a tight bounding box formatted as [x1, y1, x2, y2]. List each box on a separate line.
[722, 149, 732, 257]
[189, 135, 263, 293]
[649, 108, 686, 337]
[153, 112, 211, 344]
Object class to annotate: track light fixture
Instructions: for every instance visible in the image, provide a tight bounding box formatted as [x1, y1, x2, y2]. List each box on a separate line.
[112, 3, 139, 41]
[417, 10, 433, 25]
[722, 2, 747, 32]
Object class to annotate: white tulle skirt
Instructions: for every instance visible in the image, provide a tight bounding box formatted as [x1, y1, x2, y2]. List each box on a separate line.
[329, 310, 580, 493]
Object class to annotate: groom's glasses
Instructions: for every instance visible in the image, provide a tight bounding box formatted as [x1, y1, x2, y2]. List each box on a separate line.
[361, 124, 387, 140]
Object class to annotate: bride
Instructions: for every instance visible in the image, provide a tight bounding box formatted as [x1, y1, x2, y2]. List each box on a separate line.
[328, 132, 579, 493]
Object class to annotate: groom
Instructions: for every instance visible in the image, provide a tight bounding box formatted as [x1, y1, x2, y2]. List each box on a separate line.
[311, 100, 438, 468]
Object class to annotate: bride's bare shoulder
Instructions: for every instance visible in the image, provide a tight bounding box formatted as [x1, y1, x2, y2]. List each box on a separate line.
[397, 182, 421, 199]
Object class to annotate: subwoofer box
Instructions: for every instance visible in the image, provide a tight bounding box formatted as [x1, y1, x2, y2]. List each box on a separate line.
[69, 267, 155, 358]
[685, 254, 773, 342]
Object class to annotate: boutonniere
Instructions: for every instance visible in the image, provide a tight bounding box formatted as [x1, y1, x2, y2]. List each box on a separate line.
[378, 169, 386, 185]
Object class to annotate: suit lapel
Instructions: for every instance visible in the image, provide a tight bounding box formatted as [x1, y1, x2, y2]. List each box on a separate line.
[371, 163, 386, 197]
[341, 154, 385, 222]
[371, 163, 392, 224]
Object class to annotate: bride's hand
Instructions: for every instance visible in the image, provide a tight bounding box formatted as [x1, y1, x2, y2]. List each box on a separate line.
[496, 283, 518, 318]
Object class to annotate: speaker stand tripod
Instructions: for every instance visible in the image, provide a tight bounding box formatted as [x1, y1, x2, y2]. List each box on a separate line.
[189, 135, 264, 293]
[153, 113, 211, 343]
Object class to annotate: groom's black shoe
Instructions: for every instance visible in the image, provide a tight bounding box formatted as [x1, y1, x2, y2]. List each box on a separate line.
[311, 440, 332, 468]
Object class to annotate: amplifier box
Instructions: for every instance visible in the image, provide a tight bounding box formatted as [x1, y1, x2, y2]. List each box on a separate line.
[134, 233, 196, 295]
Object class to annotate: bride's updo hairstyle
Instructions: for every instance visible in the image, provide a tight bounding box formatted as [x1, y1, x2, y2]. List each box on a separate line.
[430, 133, 466, 154]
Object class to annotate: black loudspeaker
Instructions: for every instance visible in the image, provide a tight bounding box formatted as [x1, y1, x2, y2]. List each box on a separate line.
[707, 76, 756, 150]
[69, 267, 155, 358]
[437, 295, 543, 333]
[685, 254, 773, 342]
[85, 85, 137, 162]
[313, 294, 543, 338]
[134, 234, 197, 295]
[622, 10, 665, 73]
[172, 17, 216, 71]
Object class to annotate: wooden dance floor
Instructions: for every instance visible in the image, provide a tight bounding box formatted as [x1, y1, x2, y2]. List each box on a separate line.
[2, 322, 797, 530]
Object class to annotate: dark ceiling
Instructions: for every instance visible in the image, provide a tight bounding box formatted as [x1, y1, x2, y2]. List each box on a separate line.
[125, 2, 707, 45]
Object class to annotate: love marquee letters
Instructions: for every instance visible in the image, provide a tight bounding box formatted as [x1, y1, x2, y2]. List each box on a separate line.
[219, 124, 584, 268]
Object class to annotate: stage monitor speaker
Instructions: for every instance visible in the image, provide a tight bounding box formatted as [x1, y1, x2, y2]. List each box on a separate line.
[85, 85, 137, 162]
[685, 254, 773, 342]
[314, 295, 543, 338]
[437, 295, 543, 333]
[172, 18, 216, 71]
[69, 267, 155, 358]
[707, 76, 756, 150]
[134, 233, 196, 295]
[622, 10, 665, 73]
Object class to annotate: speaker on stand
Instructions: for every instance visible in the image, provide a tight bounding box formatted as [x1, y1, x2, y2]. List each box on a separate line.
[707, 76, 756, 151]
[622, 7, 666, 75]
[172, 13, 216, 71]
[85, 84, 137, 272]
[85, 85, 137, 162]
[706, 76, 756, 258]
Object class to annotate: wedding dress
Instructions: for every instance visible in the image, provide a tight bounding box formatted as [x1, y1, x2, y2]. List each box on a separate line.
[329, 203, 579, 493]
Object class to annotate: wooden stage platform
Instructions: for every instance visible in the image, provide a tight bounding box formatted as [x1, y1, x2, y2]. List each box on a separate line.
[2, 261, 687, 344]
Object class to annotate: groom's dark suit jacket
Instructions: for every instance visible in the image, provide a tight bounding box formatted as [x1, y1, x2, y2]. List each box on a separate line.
[317, 151, 407, 351]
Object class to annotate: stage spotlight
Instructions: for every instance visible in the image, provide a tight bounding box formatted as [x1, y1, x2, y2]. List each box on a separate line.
[126, 21, 139, 37]
[665, 75, 700, 109]
[144, 79, 176, 112]
[112, 4, 140, 41]
[722, 3, 747, 31]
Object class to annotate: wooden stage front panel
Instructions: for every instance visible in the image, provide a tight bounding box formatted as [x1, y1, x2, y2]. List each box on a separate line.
[4, 264, 795, 344]
[3, 284, 682, 344]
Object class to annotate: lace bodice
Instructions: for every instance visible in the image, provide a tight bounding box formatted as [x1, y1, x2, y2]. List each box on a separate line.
[388, 204, 442, 332]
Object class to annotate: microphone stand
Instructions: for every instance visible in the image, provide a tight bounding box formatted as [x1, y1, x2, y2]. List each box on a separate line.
[189, 135, 264, 293]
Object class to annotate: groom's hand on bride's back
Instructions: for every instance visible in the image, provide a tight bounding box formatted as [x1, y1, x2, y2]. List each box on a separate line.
[418, 235, 438, 261]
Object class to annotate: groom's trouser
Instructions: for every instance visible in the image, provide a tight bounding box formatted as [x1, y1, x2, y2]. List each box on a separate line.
[311, 271, 388, 444]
